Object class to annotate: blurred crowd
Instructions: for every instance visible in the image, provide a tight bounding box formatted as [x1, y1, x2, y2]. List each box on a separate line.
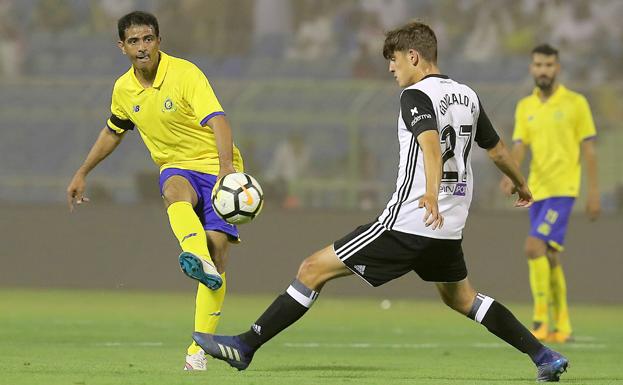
[1, 0, 621, 211]
[1, 0, 622, 83]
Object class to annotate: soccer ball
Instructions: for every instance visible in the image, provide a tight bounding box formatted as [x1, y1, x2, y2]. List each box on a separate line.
[212, 172, 264, 224]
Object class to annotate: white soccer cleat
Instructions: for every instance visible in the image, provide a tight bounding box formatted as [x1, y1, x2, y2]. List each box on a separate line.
[184, 349, 207, 371]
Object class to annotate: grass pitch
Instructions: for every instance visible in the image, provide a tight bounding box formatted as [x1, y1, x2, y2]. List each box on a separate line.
[1, 289, 622, 385]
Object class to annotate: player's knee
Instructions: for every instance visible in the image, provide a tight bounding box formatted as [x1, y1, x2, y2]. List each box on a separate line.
[524, 238, 545, 259]
[439, 290, 472, 315]
[163, 189, 188, 206]
[162, 177, 195, 206]
[443, 295, 468, 314]
[296, 257, 325, 289]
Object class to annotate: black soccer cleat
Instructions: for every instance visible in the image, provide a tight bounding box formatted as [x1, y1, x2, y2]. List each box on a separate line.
[536, 348, 569, 382]
[192, 332, 255, 371]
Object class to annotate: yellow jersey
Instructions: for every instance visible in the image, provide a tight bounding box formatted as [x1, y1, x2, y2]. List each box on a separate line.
[513, 85, 596, 201]
[106, 51, 243, 175]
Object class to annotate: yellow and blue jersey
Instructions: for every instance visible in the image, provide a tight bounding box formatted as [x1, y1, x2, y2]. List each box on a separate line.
[106, 51, 243, 175]
[513, 85, 596, 201]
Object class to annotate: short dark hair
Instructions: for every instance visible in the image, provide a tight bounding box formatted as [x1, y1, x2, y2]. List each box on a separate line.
[531, 44, 559, 58]
[117, 11, 159, 41]
[382, 21, 437, 63]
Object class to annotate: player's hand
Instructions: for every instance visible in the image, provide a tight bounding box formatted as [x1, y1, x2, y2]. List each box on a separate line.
[419, 193, 444, 230]
[66, 173, 90, 212]
[499, 176, 515, 196]
[217, 164, 236, 183]
[512, 183, 533, 208]
[586, 192, 601, 221]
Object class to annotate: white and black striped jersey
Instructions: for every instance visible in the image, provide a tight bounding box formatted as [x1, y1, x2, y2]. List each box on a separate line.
[377, 74, 500, 239]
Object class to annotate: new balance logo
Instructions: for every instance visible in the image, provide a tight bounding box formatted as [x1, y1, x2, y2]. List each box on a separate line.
[217, 343, 241, 361]
[252, 324, 262, 335]
[410, 107, 418, 116]
[181, 233, 197, 243]
[354, 264, 366, 275]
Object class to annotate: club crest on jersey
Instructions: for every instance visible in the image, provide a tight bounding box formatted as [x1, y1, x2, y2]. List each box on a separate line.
[133, 105, 140, 112]
[162, 97, 176, 112]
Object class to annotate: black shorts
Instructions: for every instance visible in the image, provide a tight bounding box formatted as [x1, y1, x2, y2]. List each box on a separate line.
[333, 222, 467, 287]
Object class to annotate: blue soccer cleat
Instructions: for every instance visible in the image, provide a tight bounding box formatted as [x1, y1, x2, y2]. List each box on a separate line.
[192, 332, 254, 371]
[536, 349, 569, 382]
[178, 252, 223, 290]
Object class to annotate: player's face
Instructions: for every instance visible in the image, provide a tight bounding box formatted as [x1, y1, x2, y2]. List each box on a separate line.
[530, 53, 560, 91]
[388, 50, 418, 87]
[118, 25, 161, 72]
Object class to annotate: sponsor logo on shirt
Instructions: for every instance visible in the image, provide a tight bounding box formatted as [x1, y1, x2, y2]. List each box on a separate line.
[411, 113, 433, 127]
[133, 105, 140, 112]
[410, 107, 418, 116]
[439, 182, 467, 196]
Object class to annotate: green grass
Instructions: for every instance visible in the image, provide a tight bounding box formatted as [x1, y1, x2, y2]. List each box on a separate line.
[1, 289, 622, 385]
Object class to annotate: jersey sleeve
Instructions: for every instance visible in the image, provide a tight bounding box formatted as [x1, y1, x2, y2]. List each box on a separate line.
[182, 65, 225, 126]
[512, 100, 529, 144]
[400, 89, 437, 138]
[575, 95, 597, 141]
[474, 101, 500, 149]
[106, 86, 134, 133]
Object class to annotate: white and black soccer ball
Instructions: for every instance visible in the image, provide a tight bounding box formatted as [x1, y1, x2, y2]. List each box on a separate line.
[212, 172, 264, 224]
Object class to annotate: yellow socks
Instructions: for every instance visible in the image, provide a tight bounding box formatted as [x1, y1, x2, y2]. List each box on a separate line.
[550, 265, 571, 334]
[167, 201, 228, 354]
[187, 274, 227, 355]
[167, 201, 211, 261]
[528, 256, 551, 325]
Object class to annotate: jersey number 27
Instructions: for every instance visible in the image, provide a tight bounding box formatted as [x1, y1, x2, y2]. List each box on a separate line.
[440, 124, 473, 183]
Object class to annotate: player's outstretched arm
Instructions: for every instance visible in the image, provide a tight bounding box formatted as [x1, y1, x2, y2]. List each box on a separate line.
[417, 130, 444, 229]
[487, 139, 532, 207]
[67, 127, 125, 211]
[205, 114, 236, 181]
[581, 139, 600, 221]
[499, 141, 526, 196]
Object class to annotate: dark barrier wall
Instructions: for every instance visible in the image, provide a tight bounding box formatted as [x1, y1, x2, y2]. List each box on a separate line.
[1, 204, 621, 303]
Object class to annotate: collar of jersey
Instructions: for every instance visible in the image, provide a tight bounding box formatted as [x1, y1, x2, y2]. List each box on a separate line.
[422, 74, 449, 80]
[532, 84, 567, 104]
[129, 51, 169, 94]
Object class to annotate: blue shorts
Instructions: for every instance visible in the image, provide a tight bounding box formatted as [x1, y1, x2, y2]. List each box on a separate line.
[528, 197, 575, 251]
[159, 168, 240, 242]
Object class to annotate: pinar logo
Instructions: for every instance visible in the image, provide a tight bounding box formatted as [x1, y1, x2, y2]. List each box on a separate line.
[439, 182, 467, 196]
[453, 183, 467, 196]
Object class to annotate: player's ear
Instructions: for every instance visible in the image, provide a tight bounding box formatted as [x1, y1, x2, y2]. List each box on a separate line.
[117, 40, 126, 54]
[408, 49, 419, 66]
